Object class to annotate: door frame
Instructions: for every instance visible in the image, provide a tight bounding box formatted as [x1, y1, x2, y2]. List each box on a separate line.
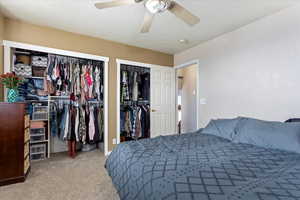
[116, 59, 152, 145]
[3, 40, 110, 156]
[174, 59, 200, 133]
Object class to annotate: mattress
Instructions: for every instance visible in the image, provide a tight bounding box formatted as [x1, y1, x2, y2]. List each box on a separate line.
[105, 132, 300, 200]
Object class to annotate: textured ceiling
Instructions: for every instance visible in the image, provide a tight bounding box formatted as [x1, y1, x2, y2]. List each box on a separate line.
[0, 0, 298, 54]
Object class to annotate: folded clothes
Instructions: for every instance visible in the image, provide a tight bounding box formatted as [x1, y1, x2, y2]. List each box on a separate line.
[17, 77, 49, 102]
[33, 79, 44, 90]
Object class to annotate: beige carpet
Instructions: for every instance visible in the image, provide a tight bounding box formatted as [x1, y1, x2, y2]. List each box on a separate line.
[0, 150, 119, 200]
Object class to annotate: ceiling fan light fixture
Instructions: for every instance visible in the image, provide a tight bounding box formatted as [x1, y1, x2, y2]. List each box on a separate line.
[179, 39, 189, 44]
[145, 0, 170, 14]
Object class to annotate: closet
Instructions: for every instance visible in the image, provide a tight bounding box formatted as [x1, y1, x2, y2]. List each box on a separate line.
[47, 55, 104, 157]
[119, 64, 151, 142]
[3, 40, 108, 161]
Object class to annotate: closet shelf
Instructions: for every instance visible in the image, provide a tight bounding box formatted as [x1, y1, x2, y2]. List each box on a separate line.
[26, 100, 49, 102]
[26, 76, 44, 79]
[49, 96, 70, 99]
[29, 133, 45, 136]
[30, 151, 46, 156]
[31, 119, 48, 122]
[14, 50, 31, 55]
[32, 65, 47, 68]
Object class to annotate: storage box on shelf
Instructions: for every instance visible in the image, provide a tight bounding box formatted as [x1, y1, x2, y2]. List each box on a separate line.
[31, 133, 46, 143]
[27, 99, 50, 161]
[31, 153, 46, 161]
[30, 143, 47, 161]
[29, 109, 49, 161]
[32, 105, 48, 121]
[32, 66, 46, 77]
[31, 56, 48, 67]
[30, 128, 46, 143]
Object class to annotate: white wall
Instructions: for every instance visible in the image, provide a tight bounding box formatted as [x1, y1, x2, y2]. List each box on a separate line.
[174, 5, 300, 127]
[177, 64, 198, 133]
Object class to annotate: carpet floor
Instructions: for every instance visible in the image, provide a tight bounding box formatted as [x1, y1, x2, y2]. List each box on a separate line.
[0, 150, 119, 200]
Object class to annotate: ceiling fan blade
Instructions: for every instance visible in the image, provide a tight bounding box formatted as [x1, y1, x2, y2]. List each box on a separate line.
[168, 1, 200, 26]
[140, 12, 154, 33]
[95, 0, 136, 9]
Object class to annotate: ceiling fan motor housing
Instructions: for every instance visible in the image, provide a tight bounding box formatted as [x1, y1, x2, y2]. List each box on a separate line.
[144, 0, 171, 14]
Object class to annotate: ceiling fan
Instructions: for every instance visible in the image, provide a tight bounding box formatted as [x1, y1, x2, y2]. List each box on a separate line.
[94, 0, 200, 33]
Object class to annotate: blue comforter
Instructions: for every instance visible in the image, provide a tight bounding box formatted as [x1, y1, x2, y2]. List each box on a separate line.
[105, 132, 300, 200]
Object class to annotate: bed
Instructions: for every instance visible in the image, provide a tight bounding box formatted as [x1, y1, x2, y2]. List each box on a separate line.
[105, 118, 300, 200]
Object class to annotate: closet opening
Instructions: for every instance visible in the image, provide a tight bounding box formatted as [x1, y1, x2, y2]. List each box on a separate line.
[116, 59, 176, 144]
[119, 64, 151, 143]
[3, 40, 109, 160]
[175, 61, 200, 134]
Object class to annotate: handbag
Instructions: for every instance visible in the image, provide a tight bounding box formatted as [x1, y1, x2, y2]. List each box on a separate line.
[14, 64, 32, 77]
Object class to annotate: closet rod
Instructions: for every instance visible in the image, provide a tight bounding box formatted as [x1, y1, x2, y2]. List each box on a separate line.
[48, 54, 104, 66]
[49, 96, 70, 99]
[121, 64, 150, 73]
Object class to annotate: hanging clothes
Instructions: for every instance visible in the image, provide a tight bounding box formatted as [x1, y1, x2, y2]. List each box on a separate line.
[49, 103, 58, 137]
[124, 109, 132, 137]
[73, 63, 81, 97]
[63, 105, 70, 140]
[140, 72, 150, 100]
[97, 107, 104, 141]
[121, 71, 128, 102]
[46, 55, 104, 101]
[68, 106, 77, 141]
[48, 55, 105, 156]
[79, 106, 87, 144]
[135, 107, 142, 138]
[121, 70, 130, 103]
[140, 105, 150, 138]
[94, 66, 101, 101]
[132, 72, 138, 101]
[88, 105, 95, 142]
[74, 107, 80, 142]
[120, 104, 150, 140]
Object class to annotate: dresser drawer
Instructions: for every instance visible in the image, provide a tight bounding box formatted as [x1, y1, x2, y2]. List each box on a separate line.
[24, 115, 30, 128]
[24, 142, 29, 158]
[24, 128, 30, 143]
[24, 156, 30, 174]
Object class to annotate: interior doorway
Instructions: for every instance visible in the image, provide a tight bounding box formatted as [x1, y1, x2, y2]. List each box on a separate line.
[175, 61, 199, 134]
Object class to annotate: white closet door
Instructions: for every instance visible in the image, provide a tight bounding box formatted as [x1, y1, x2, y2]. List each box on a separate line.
[150, 65, 176, 138]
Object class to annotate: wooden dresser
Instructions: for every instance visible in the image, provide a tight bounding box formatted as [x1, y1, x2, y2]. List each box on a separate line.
[0, 103, 30, 186]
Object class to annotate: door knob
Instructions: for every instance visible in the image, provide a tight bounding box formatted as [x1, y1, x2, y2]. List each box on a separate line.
[151, 109, 157, 112]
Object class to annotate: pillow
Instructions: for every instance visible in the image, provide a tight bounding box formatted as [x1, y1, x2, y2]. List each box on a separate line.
[285, 118, 300, 123]
[234, 117, 300, 153]
[201, 118, 241, 140]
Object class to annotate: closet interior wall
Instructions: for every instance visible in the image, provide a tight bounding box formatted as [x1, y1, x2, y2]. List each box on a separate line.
[5, 42, 108, 159]
[119, 64, 151, 142]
